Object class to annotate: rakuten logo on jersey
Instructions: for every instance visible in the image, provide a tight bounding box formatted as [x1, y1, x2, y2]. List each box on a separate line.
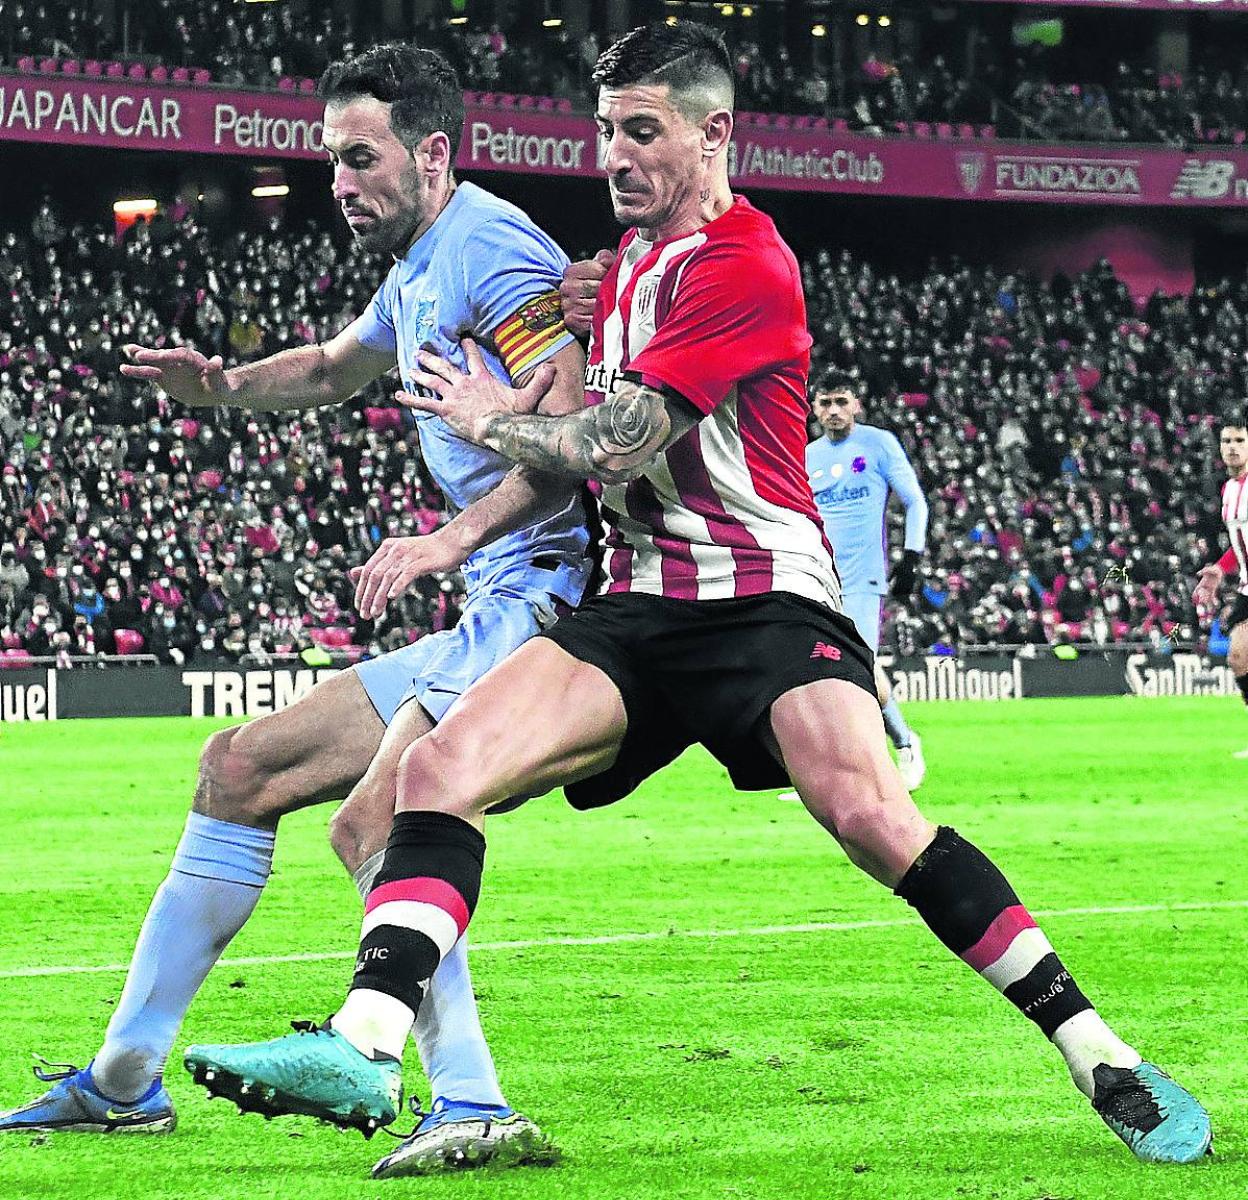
[1170, 159, 1248, 200]
[584, 361, 626, 397]
[991, 155, 1142, 197]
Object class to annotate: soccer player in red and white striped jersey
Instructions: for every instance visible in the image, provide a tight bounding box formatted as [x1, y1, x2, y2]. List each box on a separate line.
[1193, 419, 1248, 755]
[187, 20, 1211, 1168]
[584, 183, 835, 605]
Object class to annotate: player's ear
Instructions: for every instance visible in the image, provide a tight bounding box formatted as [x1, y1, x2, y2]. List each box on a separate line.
[418, 131, 453, 176]
[701, 109, 732, 159]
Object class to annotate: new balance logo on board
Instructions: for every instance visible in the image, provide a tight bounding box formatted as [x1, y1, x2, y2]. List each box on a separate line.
[810, 642, 842, 661]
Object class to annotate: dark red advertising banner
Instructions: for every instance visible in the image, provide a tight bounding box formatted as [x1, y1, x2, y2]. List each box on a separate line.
[0, 72, 324, 157]
[7, 72, 1248, 207]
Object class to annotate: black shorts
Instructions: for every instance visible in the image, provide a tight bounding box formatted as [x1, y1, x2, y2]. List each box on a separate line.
[538, 590, 876, 809]
[1226, 593, 1248, 635]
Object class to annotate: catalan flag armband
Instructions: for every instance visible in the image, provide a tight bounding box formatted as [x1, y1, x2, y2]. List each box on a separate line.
[492, 290, 570, 380]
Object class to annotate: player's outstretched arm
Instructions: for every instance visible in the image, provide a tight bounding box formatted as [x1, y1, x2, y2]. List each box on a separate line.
[352, 342, 588, 618]
[121, 315, 392, 413]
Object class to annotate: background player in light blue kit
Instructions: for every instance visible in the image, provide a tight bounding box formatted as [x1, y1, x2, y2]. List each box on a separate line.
[805, 372, 929, 789]
[1, 43, 588, 1178]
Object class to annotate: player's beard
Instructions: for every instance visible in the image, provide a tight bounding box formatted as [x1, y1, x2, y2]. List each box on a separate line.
[351, 205, 423, 255]
[349, 169, 426, 255]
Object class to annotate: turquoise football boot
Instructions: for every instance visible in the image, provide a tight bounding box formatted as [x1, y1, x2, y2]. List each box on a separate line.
[1091, 1062, 1212, 1163]
[184, 1021, 401, 1137]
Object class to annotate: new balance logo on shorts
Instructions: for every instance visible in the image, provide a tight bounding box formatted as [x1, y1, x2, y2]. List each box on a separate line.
[810, 642, 842, 661]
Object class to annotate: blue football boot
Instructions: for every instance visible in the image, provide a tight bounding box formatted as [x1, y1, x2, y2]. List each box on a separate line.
[371, 1096, 556, 1178]
[0, 1058, 175, 1134]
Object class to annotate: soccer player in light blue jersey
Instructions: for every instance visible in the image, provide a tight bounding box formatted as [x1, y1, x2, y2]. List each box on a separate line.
[1, 43, 588, 1177]
[806, 372, 929, 788]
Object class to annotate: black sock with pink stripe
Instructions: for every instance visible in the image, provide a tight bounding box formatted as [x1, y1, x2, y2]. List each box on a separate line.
[895, 826, 1092, 1038]
[350, 810, 485, 1014]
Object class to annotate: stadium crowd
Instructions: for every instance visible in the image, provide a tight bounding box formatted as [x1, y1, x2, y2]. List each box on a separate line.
[4, 1, 1248, 146]
[0, 206, 462, 667]
[0, 201, 1237, 665]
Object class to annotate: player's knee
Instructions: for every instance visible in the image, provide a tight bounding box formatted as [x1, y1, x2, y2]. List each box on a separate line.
[327, 782, 393, 873]
[804, 763, 906, 853]
[327, 803, 362, 871]
[193, 726, 285, 826]
[395, 730, 485, 817]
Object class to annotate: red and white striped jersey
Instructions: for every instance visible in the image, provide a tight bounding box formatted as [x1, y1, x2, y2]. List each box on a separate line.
[585, 197, 839, 607]
[1222, 472, 1248, 595]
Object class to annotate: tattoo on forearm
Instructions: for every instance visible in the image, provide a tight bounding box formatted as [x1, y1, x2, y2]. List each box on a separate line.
[595, 388, 667, 462]
[480, 383, 674, 484]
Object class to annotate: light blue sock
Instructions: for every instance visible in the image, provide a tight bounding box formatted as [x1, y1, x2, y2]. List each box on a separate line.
[354, 851, 506, 1108]
[881, 697, 914, 749]
[415, 937, 507, 1108]
[92, 813, 274, 1101]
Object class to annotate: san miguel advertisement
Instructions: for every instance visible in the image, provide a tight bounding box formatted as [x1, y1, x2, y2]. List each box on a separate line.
[7, 70, 1248, 206]
[3, 653, 1243, 722]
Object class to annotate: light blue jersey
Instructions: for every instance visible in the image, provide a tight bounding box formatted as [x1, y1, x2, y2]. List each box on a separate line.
[356, 180, 590, 605]
[807, 422, 928, 598]
[352, 182, 592, 725]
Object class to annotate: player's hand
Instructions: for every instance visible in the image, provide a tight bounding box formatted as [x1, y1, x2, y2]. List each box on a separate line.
[120, 344, 231, 407]
[400, 337, 555, 442]
[890, 549, 922, 600]
[559, 249, 615, 339]
[1192, 563, 1223, 611]
[350, 534, 464, 620]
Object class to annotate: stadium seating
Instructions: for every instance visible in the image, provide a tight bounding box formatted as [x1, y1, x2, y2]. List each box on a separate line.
[0, 200, 1232, 663]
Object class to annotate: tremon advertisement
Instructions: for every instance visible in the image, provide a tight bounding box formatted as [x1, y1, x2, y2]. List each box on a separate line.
[1, 654, 1241, 722]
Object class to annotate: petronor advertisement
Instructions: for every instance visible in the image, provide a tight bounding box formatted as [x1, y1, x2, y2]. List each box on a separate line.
[7, 71, 1248, 207]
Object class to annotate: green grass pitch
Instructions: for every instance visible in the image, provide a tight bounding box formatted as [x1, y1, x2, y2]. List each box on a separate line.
[0, 696, 1244, 1200]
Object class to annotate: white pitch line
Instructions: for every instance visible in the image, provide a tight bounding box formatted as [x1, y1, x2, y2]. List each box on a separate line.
[1, 898, 1244, 981]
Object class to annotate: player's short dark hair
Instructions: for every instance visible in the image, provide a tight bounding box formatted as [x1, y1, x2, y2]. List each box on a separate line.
[811, 369, 863, 399]
[318, 43, 464, 158]
[592, 20, 734, 118]
[1220, 412, 1248, 431]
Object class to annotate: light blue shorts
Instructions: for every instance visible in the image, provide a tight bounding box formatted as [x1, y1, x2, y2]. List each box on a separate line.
[840, 591, 884, 654]
[353, 572, 566, 726]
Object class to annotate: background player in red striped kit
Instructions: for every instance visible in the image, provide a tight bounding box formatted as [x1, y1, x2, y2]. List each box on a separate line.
[185, 20, 1212, 1172]
[1193, 417, 1248, 756]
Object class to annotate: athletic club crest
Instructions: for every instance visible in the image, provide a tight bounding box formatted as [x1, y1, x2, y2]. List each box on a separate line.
[852, 456, 867, 473]
[632, 276, 658, 325]
[957, 152, 988, 196]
